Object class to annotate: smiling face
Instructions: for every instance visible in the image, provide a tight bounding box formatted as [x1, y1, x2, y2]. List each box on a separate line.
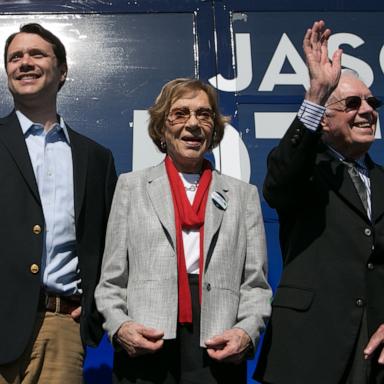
[6, 32, 67, 107]
[322, 74, 378, 159]
[163, 89, 214, 173]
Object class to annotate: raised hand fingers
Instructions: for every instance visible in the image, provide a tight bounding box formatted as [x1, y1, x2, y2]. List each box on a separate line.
[303, 20, 342, 104]
[304, 20, 328, 60]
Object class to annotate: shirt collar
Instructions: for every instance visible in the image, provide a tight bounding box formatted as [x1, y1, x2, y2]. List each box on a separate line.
[327, 145, 367, 170]
[16, 110, 71, 143]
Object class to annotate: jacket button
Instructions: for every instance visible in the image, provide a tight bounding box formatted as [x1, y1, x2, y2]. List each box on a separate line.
[367, 263, 374, 270]
[364, 228, 371, 236]
[206, 283, 211, 291]
[33, 225, 42, 235]
[30, 264, 39, 274]
[355, 298, 365, 307]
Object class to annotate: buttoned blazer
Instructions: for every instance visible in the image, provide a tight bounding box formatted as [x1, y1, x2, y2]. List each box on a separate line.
[0, 111, 117, 364]
[255, 117, 384, 384]
[95, 162, 271, 350]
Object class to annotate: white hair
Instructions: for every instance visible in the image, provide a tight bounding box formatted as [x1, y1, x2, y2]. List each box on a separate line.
[325, 68, 362, 110]
[340, 68, 359, 79]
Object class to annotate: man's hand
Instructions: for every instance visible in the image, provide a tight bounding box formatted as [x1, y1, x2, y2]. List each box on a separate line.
[70, 306, 81, 322]
[205, 328, 251, 364]
[364, 324, 384, 364]
[303, 19, 342, 105]
[115, 321, 164, 357]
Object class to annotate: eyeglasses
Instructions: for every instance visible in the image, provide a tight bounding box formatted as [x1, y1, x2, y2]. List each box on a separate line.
[326, 96, 382, 112]
[167, 107, 215, 125]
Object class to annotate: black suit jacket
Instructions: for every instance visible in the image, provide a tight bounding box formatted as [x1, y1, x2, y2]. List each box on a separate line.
[0, 111, 117, 364]
[255, 118, 384, 384]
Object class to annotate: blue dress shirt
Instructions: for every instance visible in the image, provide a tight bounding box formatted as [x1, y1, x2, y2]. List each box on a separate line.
[16, 111, 80, 295]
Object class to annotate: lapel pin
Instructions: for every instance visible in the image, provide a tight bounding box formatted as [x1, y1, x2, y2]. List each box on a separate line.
[211, 191, 227, 210]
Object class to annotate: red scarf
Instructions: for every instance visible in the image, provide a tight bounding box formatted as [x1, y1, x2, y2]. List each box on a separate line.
[165, 156, 212, 323]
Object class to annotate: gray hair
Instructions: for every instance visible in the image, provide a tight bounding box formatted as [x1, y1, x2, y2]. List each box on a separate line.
[325, 68, 360, 110]
[340, 68, 359, 78]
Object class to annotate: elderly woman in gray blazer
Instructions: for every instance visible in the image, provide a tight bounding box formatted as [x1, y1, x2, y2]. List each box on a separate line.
[95, 78, 271, 384]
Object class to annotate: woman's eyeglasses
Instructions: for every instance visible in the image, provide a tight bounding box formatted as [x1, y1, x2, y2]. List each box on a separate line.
[167, 107, 215, 125]
[326, 96, 382, 112]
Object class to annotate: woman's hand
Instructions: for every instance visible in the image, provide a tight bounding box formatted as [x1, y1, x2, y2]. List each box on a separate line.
[115, 321, 164, 357]
[205, 328, 251, 364]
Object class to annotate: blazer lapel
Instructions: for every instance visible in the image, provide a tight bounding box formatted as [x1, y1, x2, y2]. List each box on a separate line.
[68, 128, 88, 224]
[204, 171, 228, 270]
[0, 112, 41, 204]
[146, 165, 228, 267]
[146, 162, 176, 250]
[367, 156, 384, 223]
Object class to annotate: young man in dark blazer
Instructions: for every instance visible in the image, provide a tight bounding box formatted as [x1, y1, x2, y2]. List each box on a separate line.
[255, 20, 384, 384]
[0, 23, 117, 383]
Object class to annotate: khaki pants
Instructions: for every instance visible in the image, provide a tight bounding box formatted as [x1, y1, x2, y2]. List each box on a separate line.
[0, 311, 84, 384]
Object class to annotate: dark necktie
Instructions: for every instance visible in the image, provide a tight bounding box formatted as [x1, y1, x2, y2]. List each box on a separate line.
[343, 160, 369, 216]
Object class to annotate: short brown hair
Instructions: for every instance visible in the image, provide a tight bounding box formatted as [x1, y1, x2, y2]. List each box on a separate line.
[148, 78, 229, 153]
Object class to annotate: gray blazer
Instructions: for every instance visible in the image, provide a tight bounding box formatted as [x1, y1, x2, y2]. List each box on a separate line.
[95, 162, 271, 349]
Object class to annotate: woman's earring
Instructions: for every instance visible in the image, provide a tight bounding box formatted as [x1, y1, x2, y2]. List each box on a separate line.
[160, 140, 167, 150]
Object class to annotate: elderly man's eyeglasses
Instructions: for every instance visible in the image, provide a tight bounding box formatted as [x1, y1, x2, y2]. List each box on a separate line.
[326, 96, 382, 112]
[167, 107, 215, 125]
